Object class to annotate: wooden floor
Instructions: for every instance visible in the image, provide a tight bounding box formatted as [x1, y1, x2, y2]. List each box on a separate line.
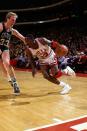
[0, 70, 87, 131]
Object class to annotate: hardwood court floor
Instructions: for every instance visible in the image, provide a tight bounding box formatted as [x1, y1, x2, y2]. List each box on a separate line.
[0, 70, 87, 131]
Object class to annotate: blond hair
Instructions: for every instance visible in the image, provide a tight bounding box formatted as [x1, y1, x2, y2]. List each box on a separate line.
[6, 12, 18, 20]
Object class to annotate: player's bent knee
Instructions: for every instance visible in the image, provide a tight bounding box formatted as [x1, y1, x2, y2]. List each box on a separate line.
[43, 74, 49, 80]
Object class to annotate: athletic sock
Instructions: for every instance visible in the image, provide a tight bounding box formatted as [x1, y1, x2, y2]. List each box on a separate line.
[59, 81, 67, 87]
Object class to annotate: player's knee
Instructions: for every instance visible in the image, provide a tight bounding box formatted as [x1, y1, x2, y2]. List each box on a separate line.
[4, 60, 10, 67]
[43, 74, 49, 80]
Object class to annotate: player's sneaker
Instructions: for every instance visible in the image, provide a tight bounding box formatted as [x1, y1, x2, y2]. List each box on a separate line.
[62, 66, 76, 76]
[12, 82, 20, 95]
[60, 84, 72, 95]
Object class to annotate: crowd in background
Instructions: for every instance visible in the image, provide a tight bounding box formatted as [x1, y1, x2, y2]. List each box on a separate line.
[10, 26, 87, 74]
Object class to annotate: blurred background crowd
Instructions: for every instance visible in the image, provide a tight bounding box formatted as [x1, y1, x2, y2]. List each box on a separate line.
[0, 0, 87, 73]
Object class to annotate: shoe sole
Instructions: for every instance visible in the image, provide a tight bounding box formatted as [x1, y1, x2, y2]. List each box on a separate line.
[12, 92, 20, 96]
[60, 87, 72, 95]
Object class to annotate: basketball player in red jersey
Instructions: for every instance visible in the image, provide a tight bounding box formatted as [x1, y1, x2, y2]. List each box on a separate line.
[0, 12, 27, 95]
[25, 35, 72, 95]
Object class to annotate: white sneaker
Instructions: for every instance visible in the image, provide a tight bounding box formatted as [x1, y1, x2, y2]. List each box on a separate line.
[60, 84, 72, 95]
[67, 66, 76, 76]
[62, 66, 76, 76]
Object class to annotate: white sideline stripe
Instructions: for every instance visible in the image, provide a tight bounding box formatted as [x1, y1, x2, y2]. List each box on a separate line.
[24, 118, 63, 131]
[53, 118, 63, 123]
[71, 122, 87, 130]
[24, 121, 62, 131]
[24, 115, 87, 131]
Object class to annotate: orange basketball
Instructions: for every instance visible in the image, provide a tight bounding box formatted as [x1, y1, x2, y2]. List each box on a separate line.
[55, 44, 68, 57]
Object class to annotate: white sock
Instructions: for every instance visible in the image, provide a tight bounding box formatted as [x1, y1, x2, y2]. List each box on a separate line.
[7, 76, 11, 82]
[59, 81, 67, 87]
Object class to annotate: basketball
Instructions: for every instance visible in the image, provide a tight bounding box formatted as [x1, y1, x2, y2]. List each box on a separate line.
[55, 44, 68, 57]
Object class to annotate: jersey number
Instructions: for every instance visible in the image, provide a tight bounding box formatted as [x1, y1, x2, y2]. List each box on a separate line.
[0, 39, 9, 47]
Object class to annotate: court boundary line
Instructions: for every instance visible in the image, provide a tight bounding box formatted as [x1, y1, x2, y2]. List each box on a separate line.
[24, 115, 87, 131]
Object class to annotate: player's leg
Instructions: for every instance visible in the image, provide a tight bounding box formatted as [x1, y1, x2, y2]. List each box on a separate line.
[51, 64, 72, 94]
[40, 64, 60, 84]
[40, 64, 71, 94]
[0, 49, 11, 80]
[2, 50, 20, 95]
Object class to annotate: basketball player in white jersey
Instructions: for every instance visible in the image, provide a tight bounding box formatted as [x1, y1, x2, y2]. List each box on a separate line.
[25, 35, 72, 95]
